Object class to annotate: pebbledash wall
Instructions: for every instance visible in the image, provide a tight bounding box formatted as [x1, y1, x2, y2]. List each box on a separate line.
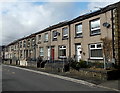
[4, 2, 120, 66]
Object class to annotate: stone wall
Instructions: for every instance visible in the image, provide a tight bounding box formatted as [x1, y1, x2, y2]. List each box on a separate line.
[19, 60, 27, 66]
[117, 3, 120, 67]
[45, 62, 64, 72]
[70, 68, 120, 80]
[114, 2, 120, 67]
[27, 61, 37, 68]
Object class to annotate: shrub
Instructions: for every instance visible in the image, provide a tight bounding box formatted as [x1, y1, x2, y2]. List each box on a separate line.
[70, 59, 89, 71]
[37, 56, 43, 63]
[87, 61, 104, 68]
[70, 61, 77, 69]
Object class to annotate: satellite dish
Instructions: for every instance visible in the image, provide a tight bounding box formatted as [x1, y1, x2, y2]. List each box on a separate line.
[103, 22, 110, 28]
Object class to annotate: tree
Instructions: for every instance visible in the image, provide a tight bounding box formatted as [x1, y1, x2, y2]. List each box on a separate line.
[101, 37, 112, 69]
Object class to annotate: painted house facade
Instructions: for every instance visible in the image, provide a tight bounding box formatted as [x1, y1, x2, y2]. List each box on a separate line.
[4, 2, 120, 67]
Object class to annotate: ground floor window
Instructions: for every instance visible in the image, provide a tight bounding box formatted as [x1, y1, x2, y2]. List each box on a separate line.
[20, 50, 22, 58]
[89, 43, 103, 59]
[58, 45, 66, 58]
[39, 47, 44, 57]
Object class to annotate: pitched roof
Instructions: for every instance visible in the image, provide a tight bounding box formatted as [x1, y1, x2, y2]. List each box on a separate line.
[6, 1, 120, 46]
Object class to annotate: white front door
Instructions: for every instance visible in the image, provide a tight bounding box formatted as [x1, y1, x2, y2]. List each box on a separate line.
[48, 47, 50, 60]
[76, 45, 82, 62]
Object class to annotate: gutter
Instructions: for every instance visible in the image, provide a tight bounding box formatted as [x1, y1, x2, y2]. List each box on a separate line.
[111, 9, 115, 62]
[68, 23, 71, 58]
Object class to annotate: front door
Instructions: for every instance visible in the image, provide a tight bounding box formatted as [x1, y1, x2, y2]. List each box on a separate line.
[51, 48, 54, 61]
[26, 50, 28, 58]
[47, 47, 50, 60]
[76, 45, 82, 62]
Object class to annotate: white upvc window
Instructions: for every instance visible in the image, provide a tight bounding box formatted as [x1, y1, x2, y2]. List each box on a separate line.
[62, 27, 68, 38]
[39, 47, 44, 57]
[58, 45, 66, 58]
[89, 43, 103, 59]
[90, 18, 100, 35]
[75, 23, 82, 37]
[44, 33, 48, 42]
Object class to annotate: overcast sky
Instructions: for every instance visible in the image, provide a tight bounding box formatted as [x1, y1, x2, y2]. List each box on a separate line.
[0, 0, 119, 45]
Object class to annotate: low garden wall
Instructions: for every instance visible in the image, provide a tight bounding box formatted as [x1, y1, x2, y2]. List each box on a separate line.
[19, 60, 27, 66]
[27, 61, 37, 67]
[70, 68, 120, 80]
[45, 62, 64, 72]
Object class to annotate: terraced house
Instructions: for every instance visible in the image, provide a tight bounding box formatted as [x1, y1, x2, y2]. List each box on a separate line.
[3, 2, 120, 67]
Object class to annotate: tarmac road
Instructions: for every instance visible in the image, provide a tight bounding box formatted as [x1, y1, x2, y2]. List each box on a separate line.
[2, 65, 118, 92]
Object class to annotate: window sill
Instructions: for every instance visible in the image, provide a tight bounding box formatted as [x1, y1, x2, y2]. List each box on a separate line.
[62, 37, 68, 40]
[90, 33, 101, 36]
[58, 56, 67, 59]
[52, 39, 57, 41]
[88, 57, 103, 60]
[74, 36, 83, 38]
[44, 41, 48, 43]
[38, 41, 41, 44]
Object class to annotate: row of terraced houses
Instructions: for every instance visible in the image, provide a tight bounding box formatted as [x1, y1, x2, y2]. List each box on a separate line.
[2, 2, 120, 67]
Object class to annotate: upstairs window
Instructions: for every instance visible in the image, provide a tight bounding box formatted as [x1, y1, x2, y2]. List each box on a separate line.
[14, 45, 16, 50]
[23, 41, 26, 48]
[37, 35, 41, 44]
[32, 38, 35, 46]
[52, 30, 57, 41]
[90, 18, 100, 35]
[44, 33, 48, 42]
[89, 43, 103, 59]
[20, 41, 22, 48]
[75, 23, 82, 37]
[11, 46, 14, 51]
[27, 39, 30, 47]
[62, 27, 68, 39]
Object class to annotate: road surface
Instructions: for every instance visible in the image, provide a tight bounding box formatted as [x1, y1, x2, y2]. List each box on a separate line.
[2, 65, 116, 92]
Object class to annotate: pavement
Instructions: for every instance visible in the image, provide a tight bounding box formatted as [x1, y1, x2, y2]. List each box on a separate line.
[2, 64, 120, 92]
[0, 65, 2, 92]
[99, 79, 120, 92]
[19, 65, 120, 91]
